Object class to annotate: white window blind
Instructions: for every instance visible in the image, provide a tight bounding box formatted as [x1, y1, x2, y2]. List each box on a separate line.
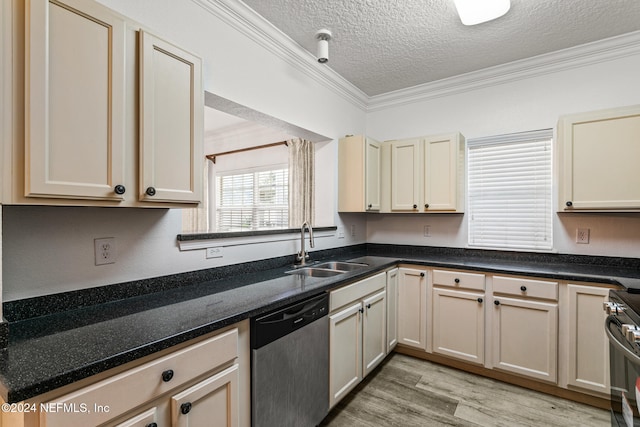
[467, 129, 553, 251]
[216, 167, 288, 232]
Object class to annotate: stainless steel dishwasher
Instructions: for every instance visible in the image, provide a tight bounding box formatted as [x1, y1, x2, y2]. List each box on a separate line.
[251, 292, 329, 427]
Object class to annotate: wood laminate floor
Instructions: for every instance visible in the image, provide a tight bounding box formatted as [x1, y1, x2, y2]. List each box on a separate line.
[320, 353, 610, 427]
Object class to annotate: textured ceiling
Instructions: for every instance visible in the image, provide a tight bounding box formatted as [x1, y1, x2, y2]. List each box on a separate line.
[240, 0, 640, 96]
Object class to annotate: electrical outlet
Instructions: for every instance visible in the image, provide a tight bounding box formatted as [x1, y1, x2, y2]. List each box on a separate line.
[94, 237, 116, 265]
[337, 227, 345, 239]
[576, 228, 590, 244]
[350, 224, 356, 237]
[424, 225, 431, 237]
[206, 247, 224, 259]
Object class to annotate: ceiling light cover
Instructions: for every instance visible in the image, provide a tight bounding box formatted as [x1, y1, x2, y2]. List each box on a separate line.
[454, 0, 510, 25]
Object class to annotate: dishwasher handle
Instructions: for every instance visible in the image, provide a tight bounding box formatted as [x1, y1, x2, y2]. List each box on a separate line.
[251, 293, 329, 350]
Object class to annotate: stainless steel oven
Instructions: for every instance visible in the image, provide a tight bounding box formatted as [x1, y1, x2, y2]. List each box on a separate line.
[606, 290, 640, 427]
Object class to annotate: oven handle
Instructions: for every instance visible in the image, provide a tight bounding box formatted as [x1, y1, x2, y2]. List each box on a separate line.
[606, 315, 640, 364]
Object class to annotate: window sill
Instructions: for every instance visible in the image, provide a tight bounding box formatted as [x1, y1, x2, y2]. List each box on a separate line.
[177, 226, 338, 251]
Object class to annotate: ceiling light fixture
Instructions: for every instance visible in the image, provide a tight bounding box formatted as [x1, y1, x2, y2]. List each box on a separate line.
[315, 29, 332, 63]
[454, 0, 510, 26]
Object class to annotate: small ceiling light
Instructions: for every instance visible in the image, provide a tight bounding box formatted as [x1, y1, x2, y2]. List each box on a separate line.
[315, 29, 332, 63]
[454, 0, 510, 25]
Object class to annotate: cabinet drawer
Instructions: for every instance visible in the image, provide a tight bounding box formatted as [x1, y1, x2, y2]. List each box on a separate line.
[493, 276, 558, 300]
[432, 269, 485, 291]
[330, 272, 386, 312]
[41, 328, 238, 427]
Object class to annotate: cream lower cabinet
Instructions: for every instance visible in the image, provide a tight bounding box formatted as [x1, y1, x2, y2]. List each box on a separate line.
[431, 269, 486, 364]
[329, 272, 387, 408]
[30, 323, 248, 427]
[386, 268, 399, 352]
[397, 267, 428, 350]
[562, 283, 611, 395]
[491, 276, 558, 383]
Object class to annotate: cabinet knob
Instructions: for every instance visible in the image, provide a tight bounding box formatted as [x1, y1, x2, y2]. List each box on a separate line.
[366, 303, 372, 309]
[413, 204, 418, 209]
[494, 300, 500, 306]
[520, 285, 527, 292]
[180, 402, 192, 415]
[146, 186, 157, 196]
[454, 278, 460, 284]
[113, 185, 126, 195]
[161, 369, 174, 382]
[368, 204, 372, 209]
[420, 272, 425, 277]
[146, 424, 158, 427]
[425, 204, 429, 208]
[566, 201, 573, 207]
[477, 298, 483, 303]
[359, 307, 364, 314]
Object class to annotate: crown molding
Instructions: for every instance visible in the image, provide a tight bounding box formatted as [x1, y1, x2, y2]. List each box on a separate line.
[192, 0, 369, 110]
[189, 1, 640, 115]
[367, 30, 640, 112]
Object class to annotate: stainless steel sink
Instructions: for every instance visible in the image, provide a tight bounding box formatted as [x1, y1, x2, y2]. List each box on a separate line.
[285, 261, 368, 277]
[314, 261, 368, 271]
[285, 267, 345, 277]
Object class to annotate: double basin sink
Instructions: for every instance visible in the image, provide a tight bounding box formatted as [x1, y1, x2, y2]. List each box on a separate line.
[285, 261, 368, 277]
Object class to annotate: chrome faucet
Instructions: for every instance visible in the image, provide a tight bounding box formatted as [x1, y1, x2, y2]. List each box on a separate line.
[296, 221, 315, 265]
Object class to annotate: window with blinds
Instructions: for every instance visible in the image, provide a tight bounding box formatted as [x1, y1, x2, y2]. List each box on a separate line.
[216, 167, 288, 231]
[467, 129, 553, 251]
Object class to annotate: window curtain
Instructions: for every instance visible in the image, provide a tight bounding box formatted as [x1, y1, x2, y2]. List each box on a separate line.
[288, 138, 314, 227]
[181, 158, 210, 233]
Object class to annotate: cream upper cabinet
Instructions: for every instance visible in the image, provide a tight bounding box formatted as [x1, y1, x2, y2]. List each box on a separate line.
[386, 133, 465, 213]
[390, 139, 421, 211]
[431, 269, 486, 365]
[14, 0, 203, 207]
[423, 133, 465, 212]
[563, 283, 610, 395]
[338, 135, 381, 212]
[25, 0, 127, 201]
[558, 105, 640, 211]
[139, 31, 203, 204]
[491, 276, 558, 383]
[397, 267, 428, 350]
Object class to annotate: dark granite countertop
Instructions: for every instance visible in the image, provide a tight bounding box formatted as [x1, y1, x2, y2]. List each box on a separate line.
[1, 244, 639, 403]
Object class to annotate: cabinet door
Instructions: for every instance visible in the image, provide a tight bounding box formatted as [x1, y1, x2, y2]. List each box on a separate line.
[386, 268, 399, 352]
[423, 133, 460, 211]
[566, 284, 610, 394]
[329, 302, 362, 408]
[432, 288, 485, 365]
[492, 296, 558, 382]
[390, 139, 420, 211]
[397, 268, 427, 350]
[171, 364, 239, 427]
[559, 106, 640, 210]
[363, 290, 387, 376]
[25, 0, 126, 201]
[365, 138, 381, 211]
[113, 407, 159, 427]
[140, 31, 203, 204]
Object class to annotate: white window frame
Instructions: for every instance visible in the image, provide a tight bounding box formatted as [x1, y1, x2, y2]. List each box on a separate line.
[215, 165, 288, 232]
[467, 129, 553, 252]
